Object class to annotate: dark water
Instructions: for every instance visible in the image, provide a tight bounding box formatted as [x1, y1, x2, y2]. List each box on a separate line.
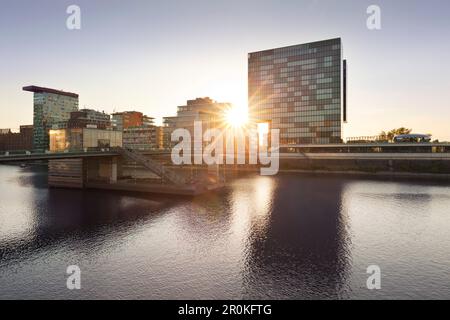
[0, 164, 449, 300]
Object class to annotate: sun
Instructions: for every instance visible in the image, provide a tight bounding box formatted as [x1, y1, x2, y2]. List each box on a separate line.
[225, 105, 248, 128]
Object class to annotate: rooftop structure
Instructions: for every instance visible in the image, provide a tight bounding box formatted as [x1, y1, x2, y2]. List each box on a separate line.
[68, 109, 111, 129]
[22, 86, 79, 99]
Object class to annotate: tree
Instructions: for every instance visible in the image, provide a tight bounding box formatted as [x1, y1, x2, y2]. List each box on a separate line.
[379, 127, 412, 142]
[378, 131, 388, 142]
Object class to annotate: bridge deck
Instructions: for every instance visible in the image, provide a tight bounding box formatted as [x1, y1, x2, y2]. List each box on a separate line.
[0, 151, 119, 162]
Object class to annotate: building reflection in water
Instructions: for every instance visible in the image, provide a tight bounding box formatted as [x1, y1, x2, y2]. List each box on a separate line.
[1, 166, 450, 299]
[229, 174, 352, 299]
[0, 165, 171, 265]
[0, 165, 42, 245]
[228, 176, 275, 247]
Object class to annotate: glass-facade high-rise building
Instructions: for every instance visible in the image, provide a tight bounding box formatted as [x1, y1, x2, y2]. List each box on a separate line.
[248, 38, 347, 145]
[23, 86, 79, 150]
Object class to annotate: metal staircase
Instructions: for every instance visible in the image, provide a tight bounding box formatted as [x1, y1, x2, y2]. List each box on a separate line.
[114, 147, 186, 185]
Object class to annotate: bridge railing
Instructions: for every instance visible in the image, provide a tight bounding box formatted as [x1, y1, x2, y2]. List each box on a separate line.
[0, 147, 119, 157]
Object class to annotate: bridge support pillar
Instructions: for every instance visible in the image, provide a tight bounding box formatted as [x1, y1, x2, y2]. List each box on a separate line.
[48, 158, 84, 188]
[111, 157, 118, 183]
[97, 156, 118, 184]
[85, 156, 122, 186]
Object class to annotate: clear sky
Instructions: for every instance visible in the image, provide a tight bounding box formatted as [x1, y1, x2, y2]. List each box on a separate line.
[1, 0, 449, 140]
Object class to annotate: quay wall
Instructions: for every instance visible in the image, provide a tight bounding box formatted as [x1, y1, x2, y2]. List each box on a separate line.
[141, 153, 450, 175]
[279, 156, 450, 174]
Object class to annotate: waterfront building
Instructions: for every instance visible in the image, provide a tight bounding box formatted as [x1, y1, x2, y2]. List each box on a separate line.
[112, 111, 163, 151]
[143, 115, 155, 127]
[162, 117, 177, 150]
[162, 97, 230, 149]
[248, 38, 347, 145]
[23, 86, 79, 150]
[111, 111, 153, 131]
[49, 128, 122, 152]
[123, 126, 163, 151]
[68, 109, 111, 130]
[0, 125, 33, 151]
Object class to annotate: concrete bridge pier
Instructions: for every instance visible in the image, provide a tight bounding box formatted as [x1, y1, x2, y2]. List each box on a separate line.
[48, 156, 121, 189]
[85, 156, 120, 185]
[45, 150, 224, 195]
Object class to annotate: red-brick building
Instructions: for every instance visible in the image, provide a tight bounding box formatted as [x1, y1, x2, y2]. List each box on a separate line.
[0, 125, 33, 151]
[111, 111, 154, 131]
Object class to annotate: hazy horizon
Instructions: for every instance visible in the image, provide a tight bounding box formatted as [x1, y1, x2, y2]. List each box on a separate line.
[1, 0, 450, 140]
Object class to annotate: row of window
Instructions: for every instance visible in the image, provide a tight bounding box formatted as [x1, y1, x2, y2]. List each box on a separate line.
[254, 111, 341, 121]
[259, 73, 339, 84]
[279, 126, 341, 133]
[267, 115, 341, 122]
[253, 82, 341, 91]
[257, 69, 338, 78]
[252, 98, 341, 106]
[279, 126, 342, 132]
[280, 132, 341, 139]
[258, 90, 340, 100]
[258, 109, 341, 116]
[249, 64, 341, 75]
[250, 42, 341, 60]
[250, 50, 340, 65]
[252, 75, 340, 86]
[253, 102, 339, 110]
[251, 96, 340, 104]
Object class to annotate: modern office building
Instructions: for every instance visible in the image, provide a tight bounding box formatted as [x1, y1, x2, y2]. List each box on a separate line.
[49, 128, 122, 152]
[162, 97, 230, 149]
[123, 126, 163, 151]
[23, 86, 79, 150]
[68, 109, 111, 130]
[248, 38, 347, 145]
[0, 125, 33, 151]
